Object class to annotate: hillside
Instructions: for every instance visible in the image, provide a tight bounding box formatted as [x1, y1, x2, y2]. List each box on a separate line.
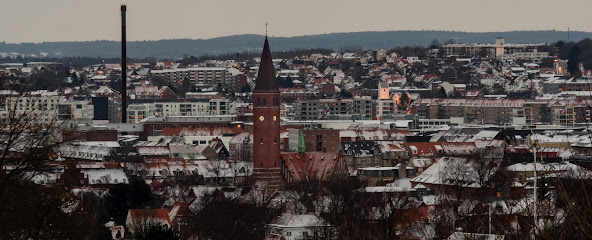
[0, 30, 590, 58]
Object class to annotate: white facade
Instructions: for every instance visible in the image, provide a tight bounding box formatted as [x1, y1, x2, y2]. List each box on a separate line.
[0, 95, 90, 124]
[127, 99, 230, 123]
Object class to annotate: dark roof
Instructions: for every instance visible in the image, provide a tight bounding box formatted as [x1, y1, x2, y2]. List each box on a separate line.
[254, 37, 279, 93]
[341, 141, 380, 156]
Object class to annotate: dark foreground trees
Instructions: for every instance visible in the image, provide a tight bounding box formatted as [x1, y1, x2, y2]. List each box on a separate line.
[191, 190, 279, 240]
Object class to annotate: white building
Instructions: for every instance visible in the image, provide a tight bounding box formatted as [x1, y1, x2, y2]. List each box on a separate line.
[0, 95, 93, 124]
[266, 213, 334, 240]
[127, 99, 231, 123]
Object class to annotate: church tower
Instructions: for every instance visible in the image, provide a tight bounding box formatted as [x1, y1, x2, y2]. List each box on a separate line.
[252, 37, 282, 186]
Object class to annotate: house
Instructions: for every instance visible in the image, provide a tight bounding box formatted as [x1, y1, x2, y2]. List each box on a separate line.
[406, 142, 443, 158]
[228, 132, 253, 162]
[341, 141, 384, 169]
[168, 201, 194, 231]
[134, 86, 177, 100]
[168, 144, 205, 160]
[207, 138, 230, 159]
[266, 213, 334, 240]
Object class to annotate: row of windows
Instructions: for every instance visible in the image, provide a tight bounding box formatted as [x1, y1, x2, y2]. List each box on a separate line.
[256, 97, 280, 107]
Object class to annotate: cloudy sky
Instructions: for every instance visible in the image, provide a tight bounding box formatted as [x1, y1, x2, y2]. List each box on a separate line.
[2, 0, 591, 43]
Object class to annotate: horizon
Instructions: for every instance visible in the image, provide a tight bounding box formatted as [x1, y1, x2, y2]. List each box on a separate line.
[1, 29, 587, 44]
[2, 0, 591, 43]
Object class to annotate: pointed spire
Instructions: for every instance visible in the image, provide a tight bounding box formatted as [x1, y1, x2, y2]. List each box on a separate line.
[298, 128, 306, 155]
[254, 37, 279, 92]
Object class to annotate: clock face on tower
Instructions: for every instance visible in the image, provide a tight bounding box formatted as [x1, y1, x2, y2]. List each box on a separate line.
[259, 116, 264, 121]
[273, 116, 277, 121]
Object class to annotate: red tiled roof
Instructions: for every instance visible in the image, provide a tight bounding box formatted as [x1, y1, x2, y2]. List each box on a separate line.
[423, 74, 437, 81]
[406, 142, 442, 157]
[128, 209, 171, 226]
[281, 152, 345, 182]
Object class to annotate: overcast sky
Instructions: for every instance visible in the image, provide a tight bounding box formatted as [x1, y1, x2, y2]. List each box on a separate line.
[2, 0, 591, 43]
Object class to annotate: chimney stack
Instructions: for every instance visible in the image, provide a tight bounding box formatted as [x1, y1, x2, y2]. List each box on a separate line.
[121, 5, 127, 123]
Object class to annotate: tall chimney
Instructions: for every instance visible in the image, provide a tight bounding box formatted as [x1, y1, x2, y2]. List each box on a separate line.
[121, 5, 127, 123]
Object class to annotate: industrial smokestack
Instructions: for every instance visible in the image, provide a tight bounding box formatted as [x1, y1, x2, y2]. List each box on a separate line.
[121, 5, 127, 123]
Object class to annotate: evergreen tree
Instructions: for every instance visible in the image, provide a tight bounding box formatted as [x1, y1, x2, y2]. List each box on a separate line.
[567, 46, 581, 77]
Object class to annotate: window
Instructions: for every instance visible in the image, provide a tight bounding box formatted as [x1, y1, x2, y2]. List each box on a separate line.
[286, 232, 292, 236]
[257, 98, 261, 106]
[262, 98, 267, 106]
[260, 137, 264, 144]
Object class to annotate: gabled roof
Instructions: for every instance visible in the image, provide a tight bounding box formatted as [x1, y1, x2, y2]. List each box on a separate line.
[441, 142, 478, 155]
[341, 141, 380, 157]
[169, 202, 193, 222]
[406, 142, 442, 157]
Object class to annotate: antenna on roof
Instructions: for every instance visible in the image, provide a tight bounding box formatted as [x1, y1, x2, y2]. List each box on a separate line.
[265, 21, 268, 37]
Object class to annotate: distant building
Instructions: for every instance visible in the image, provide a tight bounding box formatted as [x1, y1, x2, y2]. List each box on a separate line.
[151, 67, 232, 87]
[441, 37, 551, 59]
[126, 99, 230, 123]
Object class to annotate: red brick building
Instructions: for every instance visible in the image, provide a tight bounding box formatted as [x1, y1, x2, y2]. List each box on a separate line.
[252, 38, 283, 187]
[62, 129, 118, 142]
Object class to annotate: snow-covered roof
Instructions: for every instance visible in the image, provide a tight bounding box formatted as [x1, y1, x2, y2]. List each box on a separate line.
[82, 168, 128, 185]
[268, 213, 326, 228]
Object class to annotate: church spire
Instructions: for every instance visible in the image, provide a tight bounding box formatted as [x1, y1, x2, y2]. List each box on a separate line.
[254, 37, 278, 92]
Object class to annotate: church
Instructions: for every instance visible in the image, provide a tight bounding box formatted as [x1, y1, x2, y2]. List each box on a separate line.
[251, 37, 346, 188]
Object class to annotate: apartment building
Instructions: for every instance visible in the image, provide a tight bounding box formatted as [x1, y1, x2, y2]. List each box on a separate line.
[353, 96, 373, 120]
[441, 37, 551, 59]
[151, 67, 232, 86]
[411, 98, 592, 126]
[375, 99, 396, 120]
[294, 99, 354, 120]
[57, 100, 94, 120]
[127, 99, 230, 123]
[543, 78, 592, 94]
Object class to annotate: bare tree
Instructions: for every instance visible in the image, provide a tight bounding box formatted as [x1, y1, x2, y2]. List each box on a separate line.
[0, 84, 77, 238]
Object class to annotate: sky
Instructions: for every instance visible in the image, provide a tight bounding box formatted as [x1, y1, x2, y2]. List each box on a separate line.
[2, 0, 591, 43]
